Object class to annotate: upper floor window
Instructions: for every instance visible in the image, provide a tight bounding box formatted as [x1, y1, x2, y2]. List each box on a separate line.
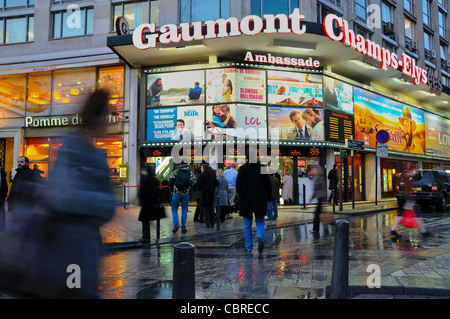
[405, 17, 413, 39]
[251, 0, 299, 16]
[355, 0, 368, 21]
[404, 0, 414, 13]
[0, 15, 34, 44]
[382, 2, 392, 23]
[0, 0, 34, 10]
[51, 7, 93, 39]
[180, 0, 230, 23]
[317, 2, 342, 23]
[112, 0, 159, 31]
[422, 0, 431, 26]
[439, 10, 447, 39]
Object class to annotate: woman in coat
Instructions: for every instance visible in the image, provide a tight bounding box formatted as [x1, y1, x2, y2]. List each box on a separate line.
[215, 169, 229, 223]
[138, 166, 161, 242]
[196, 164, 218, 228]
[311, 166, 327, 233]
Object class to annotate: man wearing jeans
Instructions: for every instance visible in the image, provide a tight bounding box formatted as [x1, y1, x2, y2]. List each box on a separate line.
[236, 161, 272, 253]
[168, 161, 196, 233]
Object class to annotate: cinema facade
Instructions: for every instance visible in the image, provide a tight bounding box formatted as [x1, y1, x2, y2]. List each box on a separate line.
[108, 11, 450, 205]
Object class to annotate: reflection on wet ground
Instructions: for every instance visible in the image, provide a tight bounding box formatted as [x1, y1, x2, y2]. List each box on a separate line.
[99, 211, 450, 299]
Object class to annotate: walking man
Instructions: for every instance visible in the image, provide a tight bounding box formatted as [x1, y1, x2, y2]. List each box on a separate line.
[236, 161, 271, 253]
[168, 161, 196, 233]
[327, 163, 338, 205]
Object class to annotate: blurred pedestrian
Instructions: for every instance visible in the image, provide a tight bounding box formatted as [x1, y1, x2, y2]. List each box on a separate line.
[311, 166, 327, 233]
[197, 164, 218, 228]
[138, 166, 161, 243]
[215, 168, 229, 223]
[48, 89, 117, 298]
[267, 170, 280, 221]
[224, 162, 238, 217]
[236, 161, 271, 253]
[281, 170, 293, 205]
[168, 160, 196, 233]
[327, 163, 338, 205]
[391, 169, 431, 238]
[7, 156, 42, 214]
[0, 165, 7, 231]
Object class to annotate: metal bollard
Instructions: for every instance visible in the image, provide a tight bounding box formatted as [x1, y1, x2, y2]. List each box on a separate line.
[332, 189, 335, 214]
[330, 220, 349, 299]
[156, 219, 160, 239]
[172, 242, 195, 299]
[303, 184, 306, 208]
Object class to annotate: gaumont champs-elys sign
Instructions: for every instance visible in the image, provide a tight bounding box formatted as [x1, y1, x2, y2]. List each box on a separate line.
[132, 9, 428, 86]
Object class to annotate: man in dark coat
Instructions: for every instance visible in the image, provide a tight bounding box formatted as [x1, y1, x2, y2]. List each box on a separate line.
[196, 164, 218, 228]
[236, 162, 272, 253]
[138, 166, 161, 242]
[327, 164, 338, 204]
[7, 156, 41, 214]
[0, 165, 8, 230]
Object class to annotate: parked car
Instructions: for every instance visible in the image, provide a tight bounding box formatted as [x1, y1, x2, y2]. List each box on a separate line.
[396, 169, 450, 212]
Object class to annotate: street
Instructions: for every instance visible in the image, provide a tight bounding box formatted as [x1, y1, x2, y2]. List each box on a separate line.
[98, 206, 450, 299]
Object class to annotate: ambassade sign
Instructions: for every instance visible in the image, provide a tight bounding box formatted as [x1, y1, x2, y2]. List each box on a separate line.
[132, 10, 427, 86]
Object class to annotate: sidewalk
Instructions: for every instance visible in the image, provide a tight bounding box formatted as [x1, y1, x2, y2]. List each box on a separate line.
[100, 198, 398, 249]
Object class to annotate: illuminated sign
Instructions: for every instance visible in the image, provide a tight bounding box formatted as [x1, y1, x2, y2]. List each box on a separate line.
[323, 14, 427, 85]
[133, 9, 306, 49]
[243, 51, 320, 68]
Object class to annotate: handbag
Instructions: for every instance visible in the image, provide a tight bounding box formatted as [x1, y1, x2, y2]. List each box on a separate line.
[399, 201, 417, 228]
[320, 212, 335, 225]
[149, 205, 166, 221]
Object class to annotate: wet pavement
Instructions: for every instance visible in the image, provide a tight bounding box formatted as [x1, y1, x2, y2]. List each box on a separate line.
[98, 200, 450, 299]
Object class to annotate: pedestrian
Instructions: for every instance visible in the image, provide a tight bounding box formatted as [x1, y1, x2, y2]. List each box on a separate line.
[215, 168, 229, 223]
[138, 166, 161, 243]
[48, 89, 117, 298]
[197, 164, 218, 228]
[7, 156, 42, 214]
[224, 162, 238, 217]
[327, 163, 338, 204]
[281, 170, 293, 205]
[236, 161, 271, 253]
[193, 166, 204, 223]
[390, 169, 431, 238]
[310, 166, 327, 233]
[168, 160, 196, 233]
[267, 170, 280, 221]
[0, 165, 8, 231]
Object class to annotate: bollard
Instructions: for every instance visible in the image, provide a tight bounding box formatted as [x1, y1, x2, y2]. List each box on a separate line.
[332, 189, 335, 214]
[330, 220, 349, 299]
[156, 219, 160, 239]
[172, 242, 195, 299]
[303, 184, 306, 208]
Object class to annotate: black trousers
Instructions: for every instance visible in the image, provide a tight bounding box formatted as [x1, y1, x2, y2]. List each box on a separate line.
[202, 204, 214, 227]
[141, 220, 150, 239]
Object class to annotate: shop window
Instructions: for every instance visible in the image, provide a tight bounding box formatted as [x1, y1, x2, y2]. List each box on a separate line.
[0, 15, 34, 44]
[0, 73, 26, 118]
[27, 71, 52, 116]
[251, 0, 299, 16]
[51, 7, 93, 39]
[24, 137, 63, 180]
[51, 67, 96, 116]
[180, 0, 230, 23]
[98, 66, 124, 113]
[95, 135, 123, 188]
[112, 0, 159, 31]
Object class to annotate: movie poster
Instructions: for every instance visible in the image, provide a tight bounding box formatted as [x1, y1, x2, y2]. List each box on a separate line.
[205, 104, 267, 139]
[268, 106, 324, 141]
[206, 68, 266, 104]
[353, 87, 425, 154]
[425, 112, 450, 158]
[267, 71, 323, 107]
[147, 105, 204, 141]
[323, 76, 353, 114]
[147, 70, 205, 107]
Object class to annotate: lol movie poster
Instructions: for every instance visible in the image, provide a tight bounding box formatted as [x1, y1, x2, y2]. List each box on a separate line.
[353, 87, 425, 155]
[425, 112, 450, 158]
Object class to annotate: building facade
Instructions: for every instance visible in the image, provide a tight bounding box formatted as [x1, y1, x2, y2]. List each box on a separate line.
[1, 0, 450, 205]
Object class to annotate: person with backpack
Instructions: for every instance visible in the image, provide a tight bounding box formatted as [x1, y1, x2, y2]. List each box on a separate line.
[168, 160, 196, 233]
